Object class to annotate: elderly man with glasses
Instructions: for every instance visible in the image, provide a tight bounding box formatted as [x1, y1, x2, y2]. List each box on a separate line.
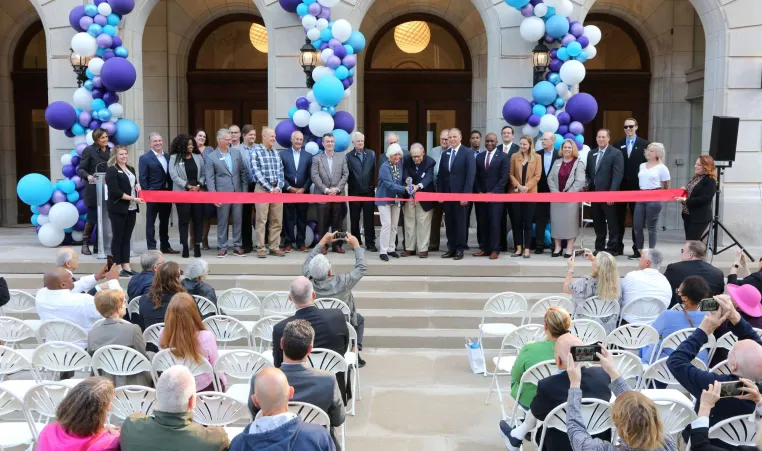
[400, 143, 437, 258]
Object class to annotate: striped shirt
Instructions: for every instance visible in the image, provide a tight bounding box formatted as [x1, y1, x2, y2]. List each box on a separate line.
[251, 145, 284, 192]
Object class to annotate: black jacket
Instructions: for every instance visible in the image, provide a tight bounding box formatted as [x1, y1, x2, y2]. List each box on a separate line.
[402, 154, 436, 211]
[345, 148, 376, 195]
[127, 271, 155, 302]
[537, 148, 560, 193]
[613, 136, 649, 190]
[728, 271, 762, 294]
[77, 144, 111, 207]
[437, 145, 476, 194]
[690, 426, 758, 451]
[0, 277, 8, 308]
[530, 366, 612, 451]
[685, 177, 717, 224]
[664, 260, 725, 307]
[585, 145, 624, 192]
[475, 150, 510, 194]
[138, 292, 176, 330]
[105, 165, 140, 215]
[138, 151, 171, 190]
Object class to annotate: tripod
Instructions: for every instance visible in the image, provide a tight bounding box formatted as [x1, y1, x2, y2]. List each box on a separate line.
[701, 162, 753, 262]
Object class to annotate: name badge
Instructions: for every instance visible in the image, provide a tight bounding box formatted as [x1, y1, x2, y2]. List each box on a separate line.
[180, 162, 185, 166]
[220, 157, 225, 161]
[118, 170, 124, 173]
[620, 145, 626, 149]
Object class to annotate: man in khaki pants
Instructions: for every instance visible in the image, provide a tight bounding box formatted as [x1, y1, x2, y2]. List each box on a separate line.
[401, 143, 437, 258]
[251, 128, 285, 258]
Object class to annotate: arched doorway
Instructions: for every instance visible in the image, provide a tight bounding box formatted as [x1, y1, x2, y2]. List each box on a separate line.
[188, 14, 269, 136]
[579, 14, 651, 145]
[364, 14, 472, 155]
[12, 21, 48, 224]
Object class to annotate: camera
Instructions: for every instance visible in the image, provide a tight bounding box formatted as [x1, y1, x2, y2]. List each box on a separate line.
[700, 298, 720, 312]
[571, 345, 602, 362]
[333, 231, 347, 240]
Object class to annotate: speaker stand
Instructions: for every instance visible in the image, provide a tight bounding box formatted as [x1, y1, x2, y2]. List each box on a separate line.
[701, 164, 754, 262]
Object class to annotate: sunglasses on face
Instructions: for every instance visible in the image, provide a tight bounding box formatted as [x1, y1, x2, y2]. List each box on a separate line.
[624, 125, 636, 129]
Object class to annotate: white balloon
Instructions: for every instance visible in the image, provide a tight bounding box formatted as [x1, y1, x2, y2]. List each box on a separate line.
[538, 114, 560, 134]
[61, 154, 73, 166]
[320, 48, 334, 63]
[73, 87, 94, 111]
[519, 17, 546, 43]
[71, 230, 84, 242]
[559, 60, 586, 85]
[308, 111, 334, 136]
[313, 66, 333, 82]
[522, 124, 540, 138]
[38, 223, 65, 247]
[555, 0, 574, 17]
[306, 91, 316, 103]
[304, 226, 315, 247]
[306, 28, 321, 41]
[73, 135, 86, 145]
[301, 15, 317, 30]
[344, 88, 351, 99]
[543, 0, 562, 6]
[579, 144, 591, 163]
[584, 25, 602, 46]
[86, 130, 95, 146]
[586, 45, 598, 59]
[88, 58, 104, 76]
[71, 32, 98, 57]
[97, 3, 112, 16]
[316, 18, 329, 31]
[332, 19, 352, 43]
[108, 103, 123, 119]
[308, 102, 322, 114]
[533, 4, 548, 17]
[38, 214, 49, 225]
[562, 89, 573, 100]
[293, 110, 311, 128]
[305, 142, 320, 155]
[556, 83, 570, 98]
[317, 0, 339, 7]
[49, 202, 80, 230]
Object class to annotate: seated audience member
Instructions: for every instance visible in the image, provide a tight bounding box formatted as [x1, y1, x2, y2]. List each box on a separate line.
[88, 289, 151, 387]
[664, 240, 725, 308]
[641, 275, 710, 364]
[728, 250, 762, 294]
[248, 320, 344, 446]
[0, 276, 8, 308]
[689, 381, 761, 451]
[120, 365, 230, 451]
[159, 292, 223, 391]
[667, 295, 762, 449]
[620, 249, 672, 321]
[565, 346, 678, 451]
[36, 377, 120, 451]
[564, 251, 622, 333]
[36, 268, 121, 347]
[303, 231, 366, 367]
[510, 307, 572, 408]
[273, 276, 350, 403]
[127, 250, 164, 301]
[139, 261, 186, 330]
[181, 258, 217, 305]
[499, 334, 612, 451]
[56, 247, 120, 294]
[727, 283, 762, 328]
[231, 367, 334, 451]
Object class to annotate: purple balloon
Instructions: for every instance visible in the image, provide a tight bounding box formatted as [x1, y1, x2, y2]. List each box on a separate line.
[75, 200, 87, 214]
[89, 120, 102, 130]
[100, 57, 137, 92]
[103, 91, 119, 105]
[570, 21, 584, 38]
[275, 120, 299, 148]
[319, 42, 329, 51]
[65, 129, 76, 138]
[520, 4, 534, 17]
[78, 111, 92, 127]
[527, 114, 541, 127]
[71, 175, 83, 189]
[328, 39, 342, 50]
[333, 45, 347, 59]
[564, 133, 576, 140]
[296, 97, 310, 110]
[557, 112, 571, 125]
[544, 33, 555, 44]
[111, 36, 122, 48]
[326, 55, 341, 69]
[70, 5, 87, 32]
[577, 36, 590, 49]
[92, 76, 103, 89]
[546, 106, 556, 115]
[108, 0, 135, 15]
[530, 100, 537, 107]
[79, 16, 94, 31]
[73, 219, 86, 232]
[94, 14, 108, 26]
[45, 101, 78, 131]
[342, 54, 357, 69]
[308, 2, 322, 15]
[561, 34, 576, 46]
[333, 111, 355, 133]
[103, 51, 115, 60]
[91, 88, 103, 99]
[76, 143, 87, 156]
[96, 33, 113, 49]
[566, 93, 599, 124]
[530, 0, 543, 5]
[317, 7, 331, 19]
[341, 78, 351, 89]
[101, 121, 116, 136]
[569, 121, 584, 135]
[52, 189, 68, 204]
[63, 164, 78, 178]
[278, 0, 303, 13]
[94, 0, 107, 5]
[548, 58, 564, 73]
[38, 202, 52, 215]
[502, 97, 532, 126]
[550, 49, 558, 59]
[557, 125, 569, 135]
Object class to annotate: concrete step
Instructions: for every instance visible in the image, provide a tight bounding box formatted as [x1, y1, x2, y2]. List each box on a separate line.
[362, 309, 526, 329]
[363, 328, 506, 349]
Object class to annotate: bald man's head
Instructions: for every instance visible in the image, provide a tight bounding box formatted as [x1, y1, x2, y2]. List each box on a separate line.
[44, 267, 74, 291]
[253, 367, 295, 416]
[554, 334, 583, 369]
[730, 340, 762, 381]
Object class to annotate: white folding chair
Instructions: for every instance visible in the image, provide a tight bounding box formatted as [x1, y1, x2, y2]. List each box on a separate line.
[213, 350, 271, 405]
[91, 318, 131, 329]
[37, 319, 88, 344]
[1, 290, 36, 315]
[262, 291, 295, 317]
[345, 322, 361, 416]
[754, 328, 762, 340]
[0, 345, 39, 399]
[651, 397, 697, 439]
[606, 324, 659, 354]
[250, 316, 287, 364]
[152, 349, 219, 391]
[203, 315, 251, 349]
[32, 341, 91, 384]
[618, 297, 666, 326]
[143, 323, 164, 349]
[574, 296, 620, 324]
[307, 348, 349, 380]
[486, 324, 545, 405]
[315, 298, 352, 321]
[127, 296, 141, 318]
[708, 414, 758, 447]
[537, 398, 613, 451]
[650, 328, 716, 365]
[477, 292, 527, 376]
[610, 350, 645, 387]
[709, 331, 737, 363]
[23, 381, 73, 438]
[523, 296, 573, 326]
[710, 359, 732, 375]
[192, 295, 219, 317]
[639, 357, 707, 401]
[217, 288, 262, 317]
[110, 385, 156, 422]
[193, 391, 251, 440]
[506, 360, 557, 425]
[91, 344, 157, 385]
[0, 385, 37, 449]
[571, 319, 607, 345]
[0, 316, 38, 349]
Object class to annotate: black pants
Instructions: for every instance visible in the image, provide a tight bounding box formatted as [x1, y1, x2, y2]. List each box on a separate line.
[500, 202, 512, 251]
[242, 183, 256, 250]
[443, 201, 468, 252]
[146, 202, 171, 249]
[284, 202, 309, 247]
[510, 202, 536, 249]
[177, 203, 204, 247]
[476, 202, 503, 253]
[617, 201, 637, 253]
[683, 213, 710, 241]
[318, 202, 344, 248]
[592, 202, 619, 252]
[110, 210, 136, 264]
[534, 201, 551, 250]
[349, 194, 376, 247]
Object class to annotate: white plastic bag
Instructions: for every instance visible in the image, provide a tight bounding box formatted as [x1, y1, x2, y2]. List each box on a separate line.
[465, 338, 485, 374]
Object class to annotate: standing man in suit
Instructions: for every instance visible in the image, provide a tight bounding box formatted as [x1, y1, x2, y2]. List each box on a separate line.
[498, 126, 520, 252]
[467, 131, 484, 245]
[401, 143, 436, 258]
[311, 133, 349, 254]
[251, 127, 285, 258]
[585, 129, 624, 255]
[534, 132, 560, 254]
[474, 133, 509, 259]
[139, 132, 177, 253]
[428, 129, 449, 252]
[664, 240, 725, 307]
[346, 132, 377, 252]
[204, 128, 249, 258]
[613, 118, 649, 259]
[281, 130, 313, 253]
[236, 125, 259, 254]
[438, 128, 475, 260]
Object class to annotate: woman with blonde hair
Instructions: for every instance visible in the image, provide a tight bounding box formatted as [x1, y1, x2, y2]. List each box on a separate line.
[634, 142, 671, 255]
[548, 139, 586, 257]
[105, 145, 145, 276]
[563, 250, 622, 333]
[509, 135, 542, 258]
[159, 292, 224, 391]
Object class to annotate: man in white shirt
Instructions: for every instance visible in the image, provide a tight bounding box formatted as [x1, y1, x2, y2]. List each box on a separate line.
[620, 248, 672, 322]
[55, 247, 119, 294]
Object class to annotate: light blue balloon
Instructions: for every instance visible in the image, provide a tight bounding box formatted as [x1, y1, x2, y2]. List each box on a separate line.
[288, 106, 298, 119]
[70, 149, 78, 156]
[557, 47, 569, 61]
[296, 3, 309, 16]
[31, 214, 40, 226]
[114, 46, 129, 58]
[545, 15, 569, 39]
[75, 108, 83, 115]
[16, 173, 54, 206]
[92, 99, 106, 111]
[92, 109, 100, 121]
[312, 39, 323, 48]
[64, 227, 74, 233]
[532, 81, 557, 106]
[85, 68, 94, 79]
[59, 179, 76, 194]
[504, 0, 530, 8]
[107, 13, 121, 26]
[84, 4, 98, 17]
[80, 214, 87, 220]
[343, 44, 354, 55]
[348, 68, 354, 77]
[332, 129, 351, 152]
[327, 107, 336, 116]
[567, 41, 582, 57]
[304, 0, 316, 4]
[313, 75, 344, 107]
[66, 191, 80, 203]
[320, 28, 333, 42]
[546, 6, 555, 18]
[548, 73, 561, 85]
[96, 47, 106, 57]
[335, 65, 349, 80]
[347, 31, 366, 53]
[532, 104, 547, 117]
[88, 24, 103, 37]
[72, 124, 86, 136]
[31, 205, 39, 214]
[553, 97, 565, 109]
[84, 80, 94, 91]
[98, 108, 112, 122]
[103, 25, 117, 37]
[554, 134, 564, 150]
[113, 119, 141, 145]
[576, 51, 589, 63]
[575, 133, 584, 143]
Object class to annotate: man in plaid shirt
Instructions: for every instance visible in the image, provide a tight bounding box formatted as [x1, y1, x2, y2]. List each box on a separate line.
[251, 128, 286, 258]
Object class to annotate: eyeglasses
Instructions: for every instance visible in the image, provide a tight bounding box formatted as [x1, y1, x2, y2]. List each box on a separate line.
[179, 270, 184, 276]
[624, 125, 636, 129]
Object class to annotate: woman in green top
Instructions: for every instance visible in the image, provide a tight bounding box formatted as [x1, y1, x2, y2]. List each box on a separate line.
[510, 306, 572, 408]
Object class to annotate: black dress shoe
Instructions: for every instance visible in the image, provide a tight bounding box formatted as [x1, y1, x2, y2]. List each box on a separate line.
[551, 251, 562, 257]
[380, 254, 389, 262]
[453, 252, 464, 260]
[535, 248, 545, 255]
[119, 270, 132, 278]
[563, 253, 573, 259]
[388, 251, 400, 258]
[628, 252, 642, 260]
[357, 355, 366, 368]
[511, 252, 522, 258]
[367, 245, 378, 252]
[442, 251, 455, 258]
[161, 248, 180, 255]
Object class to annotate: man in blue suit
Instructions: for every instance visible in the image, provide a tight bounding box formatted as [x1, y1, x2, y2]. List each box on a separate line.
[139, 132, 178, 253]
[281, 131, 313, 253]
[475, 133, 509, 259]
[437, 128, 475, 260]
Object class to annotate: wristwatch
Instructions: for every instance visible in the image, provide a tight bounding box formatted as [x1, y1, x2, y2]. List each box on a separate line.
[734, 264, 740, 269]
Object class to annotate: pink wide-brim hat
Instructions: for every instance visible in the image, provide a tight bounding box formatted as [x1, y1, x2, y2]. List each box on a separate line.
[727, 283, 762, 318]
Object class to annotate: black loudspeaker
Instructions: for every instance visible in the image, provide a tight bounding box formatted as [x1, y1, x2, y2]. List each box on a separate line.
[709, 116, 739, 162]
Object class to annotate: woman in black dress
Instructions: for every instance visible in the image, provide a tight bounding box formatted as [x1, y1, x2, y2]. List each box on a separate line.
[105, 146, 145, 276]
[76, 128, 111, 255]
[169, 134, 206, 258]
[676, 155, 717, 240]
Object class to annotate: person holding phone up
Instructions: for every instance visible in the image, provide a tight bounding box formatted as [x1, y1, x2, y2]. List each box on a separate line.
[729, 249, 762, 295]
[563, 249, 622, 334]
[689, 380, 762, 451]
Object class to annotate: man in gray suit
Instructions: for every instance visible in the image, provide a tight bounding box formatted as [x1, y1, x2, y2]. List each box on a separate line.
[248, 319, 345, 446]
[311, 134, 349, 254]
[204, 128, 249, 258]
[428, 129, 449, 252]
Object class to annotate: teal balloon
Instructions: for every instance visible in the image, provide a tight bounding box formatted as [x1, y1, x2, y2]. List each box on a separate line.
[332, 129, 351, 152]
[344, 44, 354, 55]
[98, 108, 111, 122]
[532, 104, 547, 116]
[304, 0, 316, 4]
[546, 6, 555, 18]
[320, 28, 333, 42]
[70, 149, 77, 156]
[114, 46, 129, 58]
[84, 4, 98, 17]
[576, 51, 588, 63]
[80, 214, 87, 220]
[71, 124, 86, 136]
[567, 41, 582, 57]
[312, 39, 323, 48]
[545, 15, 569, 39]
[313, 76, 344, 107]
[548, 73, 561, 85]
[64, 227, 74, 233]
[288, 106, 298, 119]
[296, 3, 309, 16]
[554, 134, 564, 150]
[86, 68, 94, 79]
[347, 31, 366, 53]
[553, 97, 565, 109]
[66, 191, 80, 202]
[107, 14, 121, 26]
[575, 133, 584, 142]
[31, 205, 39, 214]
[103, 25, 117, 36]
[88, 24, 103, 37]
[532, 81, 557, 106]
[113, 119, 140, 145]
[92, 99, 106, 111]
[348, 68, 354, 77]
[557, 47, 569, 61]
[335, 65, 349, 80]
[96, 48, 106, 57]
[16, 173, 54, 206]
[31, 214, 40, 226]
[59, 179, 76, 194]
[504, 0, 530, 7]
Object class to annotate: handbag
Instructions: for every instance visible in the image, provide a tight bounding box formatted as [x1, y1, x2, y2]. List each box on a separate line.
[465, 338, 486, 374]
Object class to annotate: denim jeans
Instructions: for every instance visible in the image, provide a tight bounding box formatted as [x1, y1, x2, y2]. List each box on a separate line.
[633, 201, 663, 249]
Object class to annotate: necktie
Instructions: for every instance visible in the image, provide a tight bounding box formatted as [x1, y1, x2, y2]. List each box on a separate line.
[449, 148, 457, 172]
[596, 150, 605, 171]
[627, 140, 633, 157]
[486, 152, 492, 170]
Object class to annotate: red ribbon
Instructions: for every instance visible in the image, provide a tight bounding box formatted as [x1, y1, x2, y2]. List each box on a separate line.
[140, 188, 686, 204]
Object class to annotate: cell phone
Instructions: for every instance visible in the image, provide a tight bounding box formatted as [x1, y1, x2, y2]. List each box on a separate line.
[700, 298, 720, 312]
[333, 231, 347, 240]
[719, 381, 744, 398]
[574, 249, 586, 257]
[571, 345, 602, 362]
[106, 255, 114, 271]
